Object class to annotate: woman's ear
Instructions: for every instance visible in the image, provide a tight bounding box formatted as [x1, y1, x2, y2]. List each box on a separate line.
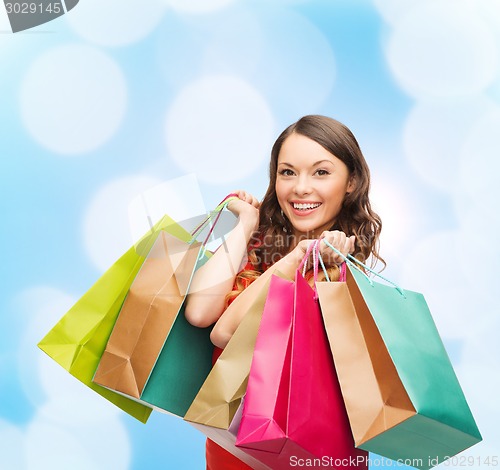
[346, 175, 356, 194]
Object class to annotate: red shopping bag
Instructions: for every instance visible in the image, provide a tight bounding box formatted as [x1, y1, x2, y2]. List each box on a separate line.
[236, 266, 368, 469]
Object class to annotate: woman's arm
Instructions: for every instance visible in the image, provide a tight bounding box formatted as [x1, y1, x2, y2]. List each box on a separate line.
[184, 192, 260, 328]
[208, 244, 304, 348]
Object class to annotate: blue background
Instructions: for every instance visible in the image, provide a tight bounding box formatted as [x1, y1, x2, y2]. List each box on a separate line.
[1, 0, 499, 468]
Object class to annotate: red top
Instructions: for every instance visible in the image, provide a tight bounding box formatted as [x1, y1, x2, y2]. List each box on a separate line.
[205, 254, 261, 470]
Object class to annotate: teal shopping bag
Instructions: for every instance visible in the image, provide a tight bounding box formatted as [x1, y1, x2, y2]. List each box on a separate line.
[317, 241, 482, 470]
[139, 297, 214, 416]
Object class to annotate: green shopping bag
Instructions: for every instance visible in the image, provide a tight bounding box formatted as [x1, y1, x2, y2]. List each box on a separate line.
[317, 241, 482, 469]
[37, 214, 193, 423]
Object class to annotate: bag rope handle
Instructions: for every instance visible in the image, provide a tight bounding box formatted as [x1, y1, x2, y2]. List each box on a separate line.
[298, 239, 317, 275]
[321, 239, 406, 297]
[297, 240, 331, 300]
[312, 241, 347, 283]
[189, 193, 239, 248]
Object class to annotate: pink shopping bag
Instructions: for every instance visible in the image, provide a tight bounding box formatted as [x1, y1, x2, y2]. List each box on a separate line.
[236, 269, 368, 469]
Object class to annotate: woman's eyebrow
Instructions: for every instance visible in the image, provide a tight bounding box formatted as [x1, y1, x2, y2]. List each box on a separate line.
[312, 159, 335, 166]
[278, 162, 295, 168]
[278, 159, 334, 168]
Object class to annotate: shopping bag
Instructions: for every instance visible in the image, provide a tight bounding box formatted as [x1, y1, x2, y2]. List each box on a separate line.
[92, 231, 203, 398]
[183, 271, 281, 428]
[93, 197, 235, 417]
[184, 270, 288, 470]
[37, 214, 187, 423]
[186, 270, 297, 469]
[316, 241, 482, 469]
[235, 270, 367, 469]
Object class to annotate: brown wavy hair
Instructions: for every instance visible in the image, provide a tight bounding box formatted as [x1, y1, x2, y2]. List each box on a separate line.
[225, 115, 384, 306]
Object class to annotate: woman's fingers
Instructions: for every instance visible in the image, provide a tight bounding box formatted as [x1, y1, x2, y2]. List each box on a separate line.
[228, 190, 260, 208]
[246, 193, 260, 208]
[226, 190, 261, 223]
[320, 231, 356, 265]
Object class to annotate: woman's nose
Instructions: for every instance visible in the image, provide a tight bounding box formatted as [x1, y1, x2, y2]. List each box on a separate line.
[293, 175, 312, 195]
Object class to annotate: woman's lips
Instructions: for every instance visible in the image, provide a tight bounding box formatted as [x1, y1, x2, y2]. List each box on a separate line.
[289, 201, 322, 216]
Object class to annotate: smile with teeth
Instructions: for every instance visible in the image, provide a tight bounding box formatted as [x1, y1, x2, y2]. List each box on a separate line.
[291, 202, 322, 211]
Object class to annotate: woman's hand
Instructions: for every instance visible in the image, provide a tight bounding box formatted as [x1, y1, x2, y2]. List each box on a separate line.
[185, 190, 260, 329]
[319, 230, 355, 265]
[226, 190, 260, 229]
[284, 231, 355, 269]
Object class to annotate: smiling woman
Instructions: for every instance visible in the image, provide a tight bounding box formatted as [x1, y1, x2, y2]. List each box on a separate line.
[257, 115, 383, 268]
[184, 115, 384, 470]
[185, 114, 384, 338]
[276, 133, 355, 239]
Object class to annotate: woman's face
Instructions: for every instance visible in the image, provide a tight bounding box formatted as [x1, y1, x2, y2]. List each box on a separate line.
[275, 133, 354, 240]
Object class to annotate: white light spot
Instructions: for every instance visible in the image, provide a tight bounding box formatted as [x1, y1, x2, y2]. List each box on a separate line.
[461, 317, 500, 371]
[127, 174, 206, 244]
[456, 362, 500, 415]
[67, 0, 166, 47]
[20, 44, 127, 155]
[399, 231, 490, 338]
[165, 75, 275, 184]
[83, 176, 162, 272]
[403, 97, 498, 192]
[454, 205, 500, 298]
[0, 420, 24, 468]
[459, 110, 500, 214]
[162, 0, 235, 14]
[254, 9, 336, 114]
[369, 170, 422, 263]
[385, 0, 498, 98]
[372, 0, 424, 25]
[474, 0, 500, 42]
[199, 8, 262, 79]
[16, 287, 76, 408]
[25, 413, 130, 470]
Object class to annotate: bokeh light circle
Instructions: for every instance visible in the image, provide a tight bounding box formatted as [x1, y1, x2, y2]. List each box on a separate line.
[68, 0, 166, 47]
[20, 44, 127, 155]
[165, 75, 275, 183]
[83, 175, 162, 271]
[385, 0, 498, 98]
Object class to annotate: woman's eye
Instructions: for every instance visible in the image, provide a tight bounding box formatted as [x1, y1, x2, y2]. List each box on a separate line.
[315, 169, 330, 176]
[279, 169, 295, 176]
